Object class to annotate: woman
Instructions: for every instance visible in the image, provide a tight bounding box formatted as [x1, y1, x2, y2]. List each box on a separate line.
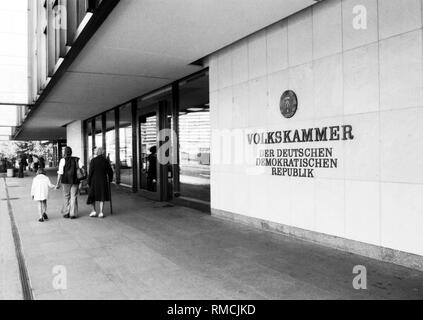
[88, 147, 114, 218]
[56, 147, 83, 219]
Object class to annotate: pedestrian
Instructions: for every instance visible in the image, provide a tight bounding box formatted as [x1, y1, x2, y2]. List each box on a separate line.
[147, 146, 157, 191]
[28, 155, 33, 172]
[39, 156, 45, 169]
[31, 168, 55, 222]
[88, 147, 114, 219]
[55, 147, 83, 219]
[18, 156, 27, 178]
[33, 155, 39, 171]
[0, 157, 5, 173]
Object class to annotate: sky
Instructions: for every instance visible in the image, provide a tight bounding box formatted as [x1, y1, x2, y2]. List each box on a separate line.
[0, 1, 28, 138]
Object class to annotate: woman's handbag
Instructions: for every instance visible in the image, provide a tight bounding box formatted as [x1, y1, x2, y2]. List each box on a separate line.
[76, 158, 87, 181]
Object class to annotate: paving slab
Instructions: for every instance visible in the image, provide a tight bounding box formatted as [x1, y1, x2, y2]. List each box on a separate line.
[1, 169, 423, 300]
[0, 179, 23, 300]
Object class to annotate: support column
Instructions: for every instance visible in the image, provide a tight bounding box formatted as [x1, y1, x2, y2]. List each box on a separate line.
[65, 120, 85, 163]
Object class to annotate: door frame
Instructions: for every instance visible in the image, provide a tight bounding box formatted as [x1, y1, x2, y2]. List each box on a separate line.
[137, 105, 160, 201]
[137, 101, 172, 202]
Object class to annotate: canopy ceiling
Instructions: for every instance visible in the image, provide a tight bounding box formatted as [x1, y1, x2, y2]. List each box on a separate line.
[18, 0, 319, 140]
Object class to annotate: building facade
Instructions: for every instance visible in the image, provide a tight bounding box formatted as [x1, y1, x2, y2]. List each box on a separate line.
[209, 0, 423, 269]
[16, 0, 423, 270]
[28, 0, 104, 104]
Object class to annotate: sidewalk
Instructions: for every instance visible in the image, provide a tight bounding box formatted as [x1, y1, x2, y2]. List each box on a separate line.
[1, 169, 423, 300]
[0, 178, 22, 299]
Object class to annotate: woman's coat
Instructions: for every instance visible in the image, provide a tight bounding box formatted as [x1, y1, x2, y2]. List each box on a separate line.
[87, 155, 114, 204]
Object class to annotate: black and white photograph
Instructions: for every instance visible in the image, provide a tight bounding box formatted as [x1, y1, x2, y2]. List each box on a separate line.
[1, 0, 423, 311]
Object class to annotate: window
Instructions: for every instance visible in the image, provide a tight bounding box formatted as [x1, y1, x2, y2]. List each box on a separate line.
[88, 0, 102, 12]
[119, 104, 133, 187]
[94, 115, 103, 150]
[86, 120, 93, 162]
[39, 1, 48, 86]
[53, 2, 61, 62]
[105, 110, 116, 178]
[139, 112, 158, 192]
[178, 72, 210, 202]
[77, 0, 87, 25]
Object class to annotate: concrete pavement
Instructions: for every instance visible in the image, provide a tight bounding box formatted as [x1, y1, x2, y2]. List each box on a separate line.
[0, 178, 22, 299]
[1, 169, 423, 300]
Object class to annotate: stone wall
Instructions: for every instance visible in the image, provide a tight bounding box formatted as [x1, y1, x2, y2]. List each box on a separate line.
[208, 0, 423, 257]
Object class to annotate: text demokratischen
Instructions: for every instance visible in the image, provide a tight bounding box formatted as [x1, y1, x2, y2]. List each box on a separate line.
[247, 125, 355, 178]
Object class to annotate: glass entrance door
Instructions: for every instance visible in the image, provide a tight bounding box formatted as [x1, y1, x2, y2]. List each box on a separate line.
[139, 110, 159, 199]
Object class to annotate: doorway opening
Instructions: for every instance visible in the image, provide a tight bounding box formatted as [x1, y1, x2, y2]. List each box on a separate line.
[176, 71, 210, 204]
[139, 112, 158, 193]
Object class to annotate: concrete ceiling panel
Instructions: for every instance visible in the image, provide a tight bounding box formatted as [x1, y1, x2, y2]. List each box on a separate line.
[21, 0, 317, 139]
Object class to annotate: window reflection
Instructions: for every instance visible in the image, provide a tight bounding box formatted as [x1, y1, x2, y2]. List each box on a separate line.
[95, 116, 103, 151]
[140, 113, 157, 192]
[178, 72, 210, 202]
[106, 110, 116, 181]
[178, 109, 210, 202]
[119, 104, 133, 187]
[137, 89, 171, 195]
[86, 120, 93, 161]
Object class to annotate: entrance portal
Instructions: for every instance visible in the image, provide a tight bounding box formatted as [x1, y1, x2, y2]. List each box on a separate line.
[139, 111, 158, 193]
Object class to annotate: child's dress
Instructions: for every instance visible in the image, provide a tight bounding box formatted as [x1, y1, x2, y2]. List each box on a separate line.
[31, 175, 55, 201]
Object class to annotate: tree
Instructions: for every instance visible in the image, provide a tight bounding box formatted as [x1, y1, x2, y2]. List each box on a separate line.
[0, 141, 19, 159]
[0, 141, 52, 159]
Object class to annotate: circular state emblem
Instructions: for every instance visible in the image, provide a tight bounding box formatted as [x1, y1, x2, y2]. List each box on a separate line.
[280, 90, 298, 119]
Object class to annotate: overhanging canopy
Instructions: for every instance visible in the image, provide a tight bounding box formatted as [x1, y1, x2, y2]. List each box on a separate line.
[17, 0, 319, 140]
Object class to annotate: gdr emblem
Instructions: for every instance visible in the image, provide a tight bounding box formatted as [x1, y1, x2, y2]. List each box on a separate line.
[280, 90, 298, 119]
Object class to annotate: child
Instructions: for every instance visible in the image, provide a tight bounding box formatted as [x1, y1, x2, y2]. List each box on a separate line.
[31, 168, 55, 222]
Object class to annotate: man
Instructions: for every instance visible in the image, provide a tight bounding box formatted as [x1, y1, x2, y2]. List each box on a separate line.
[56, 147, 83, 219]
[146, 146, 157, 191]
